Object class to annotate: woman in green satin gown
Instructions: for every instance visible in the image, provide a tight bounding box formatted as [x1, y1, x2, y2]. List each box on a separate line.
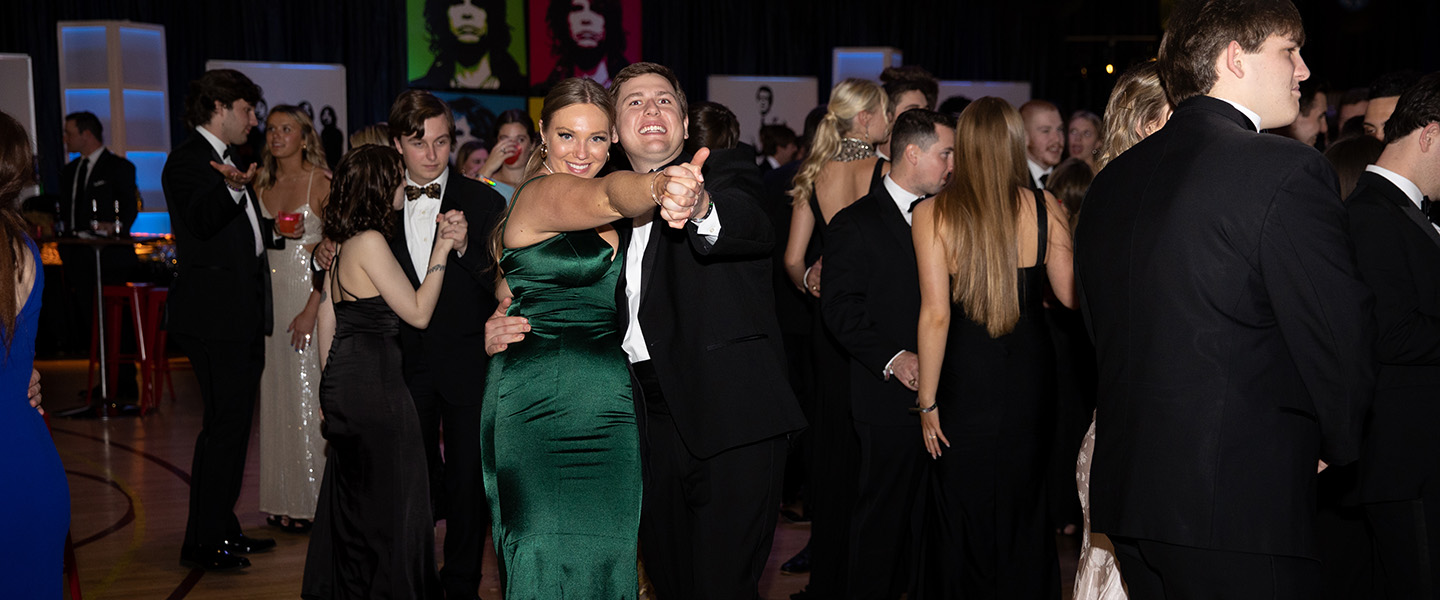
[480, 77, 708, 598]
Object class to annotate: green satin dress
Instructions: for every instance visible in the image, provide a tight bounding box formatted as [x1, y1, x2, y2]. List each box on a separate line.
[481, 192, 641, 599]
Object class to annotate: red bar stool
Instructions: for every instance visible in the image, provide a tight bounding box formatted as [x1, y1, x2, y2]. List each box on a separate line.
[85, 283, 152, 408]
[141, 286, 174, 414]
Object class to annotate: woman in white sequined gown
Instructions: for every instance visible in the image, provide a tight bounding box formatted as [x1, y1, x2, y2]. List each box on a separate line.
[255, 105, 330, 531]
[1072, 62, 1171, 600]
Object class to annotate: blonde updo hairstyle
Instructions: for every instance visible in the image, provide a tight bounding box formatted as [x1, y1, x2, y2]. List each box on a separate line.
[789, 78, 889, 208]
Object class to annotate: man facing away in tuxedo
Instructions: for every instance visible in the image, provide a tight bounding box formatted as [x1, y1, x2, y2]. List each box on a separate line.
[820, 108, 954, 600]
[1074, 0, 1375, 596]
[386, 89, 507, 600]
[164, 69, 305, 570]
[1345, 71, 1440, 600]
[487, 62, 807, 600]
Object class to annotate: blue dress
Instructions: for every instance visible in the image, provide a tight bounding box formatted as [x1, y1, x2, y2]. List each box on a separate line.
[0, 235, 71, 597]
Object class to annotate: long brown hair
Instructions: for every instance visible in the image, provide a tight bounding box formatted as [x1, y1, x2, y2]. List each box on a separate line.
[0, 111, 36, 352]
[931, 97, 1029, 337]
[254, 105, 329, 191]
[789, 78, 888, 208]
[323, 145, 404, 243]
[488, 77, 615, 274]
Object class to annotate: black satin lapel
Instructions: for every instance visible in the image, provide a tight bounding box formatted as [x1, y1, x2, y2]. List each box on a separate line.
[1368, 174, 1440, 251]
[391, 225, 422, 287]
[639, 211, 661, 306]
[1396, 198, 1440, 251]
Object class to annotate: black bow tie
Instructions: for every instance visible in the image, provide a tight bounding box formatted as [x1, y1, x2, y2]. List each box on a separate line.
[1423, 197, 1439, 225]
[222, 147, 232, 161]
[406, 183, 441, 201]
[908, 195, 931, 213]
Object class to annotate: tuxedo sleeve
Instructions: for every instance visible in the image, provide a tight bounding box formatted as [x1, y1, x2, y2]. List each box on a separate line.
[1347, 199, 1440, 365]
[451, 192, 506, 282]
[687, 147, 774, 257]
[162, 151, 249, 241]
[1259, 156, 1375, 465]
[820, 207, 900, 377]
[116, 158, 140, 229]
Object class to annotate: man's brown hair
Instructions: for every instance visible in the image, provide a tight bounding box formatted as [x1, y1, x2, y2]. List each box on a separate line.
[610, 62, 688, 117]
[1157, 0, 1305, 107]
[387, 89, 455, 144]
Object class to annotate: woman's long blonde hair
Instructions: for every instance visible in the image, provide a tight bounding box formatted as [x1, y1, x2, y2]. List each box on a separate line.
[1095, 61, 1169, 171]
[254, 105, 328, 191]
[789, 78, 888, 208]
[932, 97, 1030, 337]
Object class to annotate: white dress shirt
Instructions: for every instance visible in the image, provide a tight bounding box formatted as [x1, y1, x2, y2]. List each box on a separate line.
[197, 126, 263, 255]
[621, 190, 722, 364]
[1026, 158, 1053, 190]
[404, 169, 448, 283]
[1367, 164, 1440, 234]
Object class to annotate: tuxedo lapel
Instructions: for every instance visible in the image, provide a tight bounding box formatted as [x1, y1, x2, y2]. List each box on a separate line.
[391, 221, 422, 287]
[1367, 173, 1440, 251]
[875, 188, 913, 252]
[638, 210, 661, 306]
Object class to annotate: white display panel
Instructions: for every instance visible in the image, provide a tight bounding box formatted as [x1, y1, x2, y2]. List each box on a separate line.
[707, 76, 818, 149]
[206, 60, 349, 166]
[0, 54, 39, 202]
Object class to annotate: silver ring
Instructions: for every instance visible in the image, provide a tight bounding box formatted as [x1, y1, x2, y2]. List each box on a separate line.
[926, 434, 936, 439]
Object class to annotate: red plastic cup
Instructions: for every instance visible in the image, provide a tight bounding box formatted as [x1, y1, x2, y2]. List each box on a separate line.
[276, 211, 302, 236]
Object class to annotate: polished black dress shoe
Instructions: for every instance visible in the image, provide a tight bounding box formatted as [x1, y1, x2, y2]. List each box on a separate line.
[180, 544, 251, 570]
[221, 534, 277, 554]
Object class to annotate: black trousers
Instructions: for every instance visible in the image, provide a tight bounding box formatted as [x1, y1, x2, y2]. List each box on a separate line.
[1365, 493, 1440, 599]
[407, 363, 487, 600]
[847, 419, 927, 600]
[173, 332, 264, 548]
[1111, 536, 1320, 600]
[633, 361, 788, 600]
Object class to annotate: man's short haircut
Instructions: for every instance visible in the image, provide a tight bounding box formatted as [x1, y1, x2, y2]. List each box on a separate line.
[1382, 72, 1440, 143]
[880, 66, 940, 112]
[759, 124, 798, 156]
[65, 111, 104, 144]
[686, 101, 740, 152]
[890, 109, 956, 159]
[1369, 70, 1421, 101]
[1339, 86, 1369, 108]
[388, 89, 455, 144]
[1157, 0, 1305, 107]
[1019, 99, 1060, 120]
[610, 62, 688, 117]
[183, 69, 262, 129]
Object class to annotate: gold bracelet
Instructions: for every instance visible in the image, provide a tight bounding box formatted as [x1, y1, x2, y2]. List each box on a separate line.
[649, 171, 664, 206]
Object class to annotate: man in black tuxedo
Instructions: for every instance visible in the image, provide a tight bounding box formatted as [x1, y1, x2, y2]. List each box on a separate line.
[820, 109, 954, 599]
[1074, 0, 1375, 596]
[58, 110, 141, 385]
[487, 62, 806, 599]
[387, 89, 506, 600]
[1346, 72, 1440, 599]
[164, 69, 302, 570]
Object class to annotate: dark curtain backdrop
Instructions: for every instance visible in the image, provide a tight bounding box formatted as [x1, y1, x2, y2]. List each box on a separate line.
[2, 0, 1434, 195]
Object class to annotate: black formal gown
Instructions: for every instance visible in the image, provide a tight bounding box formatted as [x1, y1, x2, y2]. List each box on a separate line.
[303, 285, 439, 599]
[920, 190, 1060, 599]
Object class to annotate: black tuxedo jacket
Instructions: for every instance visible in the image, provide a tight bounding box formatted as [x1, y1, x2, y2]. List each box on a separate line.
[1346, 171, 1440, 503]
[1075, 95, 1375, 559]
[163, 133, 281, 341]
[820, 187, 920, 427]
[390, 171, 507, 404]
[617, 145, 807, 459]
[60, 148, 139, 231]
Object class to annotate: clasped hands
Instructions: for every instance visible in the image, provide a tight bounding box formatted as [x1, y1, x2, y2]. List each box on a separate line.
[654, 147, 712, 228]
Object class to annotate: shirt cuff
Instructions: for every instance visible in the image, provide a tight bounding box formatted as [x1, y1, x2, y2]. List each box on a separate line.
[882, 349, 906, 377]
[693, 202, 721, 243]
